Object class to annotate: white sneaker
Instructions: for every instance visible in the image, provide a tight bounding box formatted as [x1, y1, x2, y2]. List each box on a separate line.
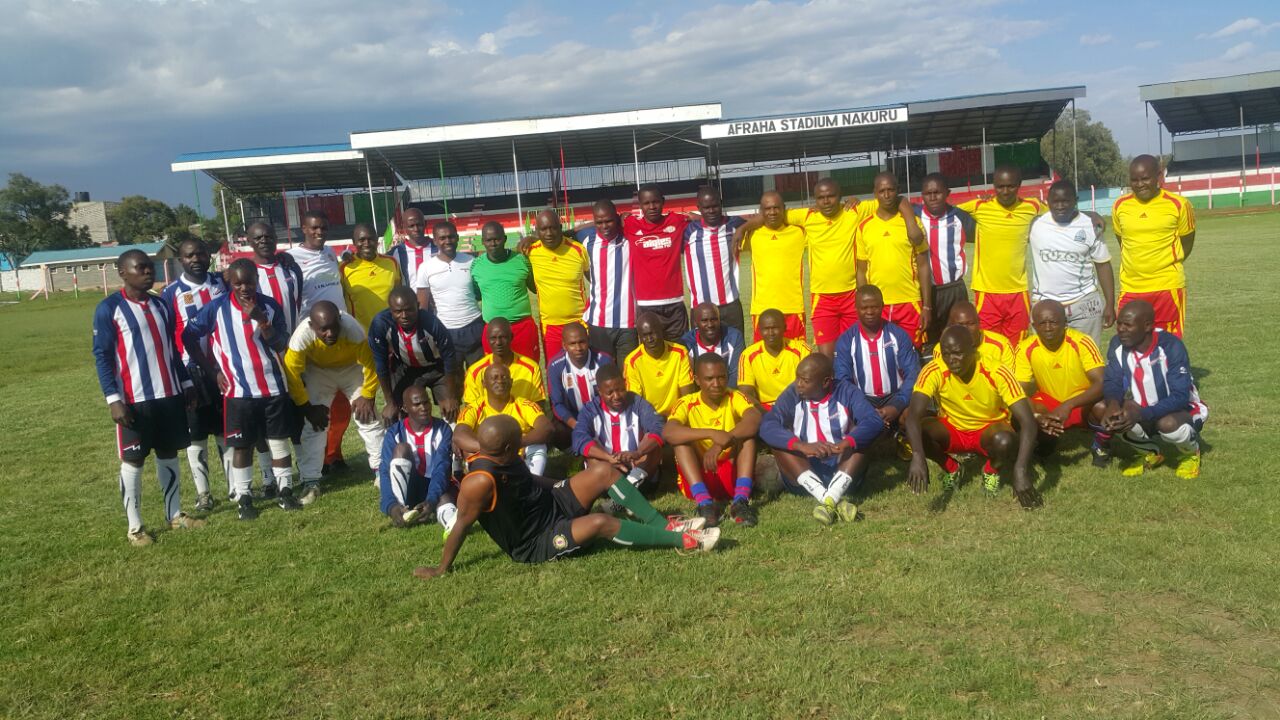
[664, 515, 707, 533]
[127, 528, 153, 547]
[682, 526, 721, 552]
[299, 484, 320, 506]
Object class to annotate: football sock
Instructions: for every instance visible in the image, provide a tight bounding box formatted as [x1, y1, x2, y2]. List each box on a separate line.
[982, 459, 996, 474]
[733, 476, 753, 503]
[119, 462, 143, 532]
[524, 444, 548, 475]
[266, 438, 293, 490]
[689, 480, 713, 506]
[388, 458, 412, 505]
[230, 464, 253, 500]
[185, 440, 211, 495]
[626, 466, 648, 487]
[824, 471, 853, 503]
[610, 519, 685, 548]
[943, 456, 961, 474]
[1160, 423, 1199, 455]
[607, 478, 665, 528]
[258, 451, 276, 489]
[1122, 424, 1161, 454]
[795, 470, 827, 501]
[156, 456, 182, 522]
[437, 502, 458, 533]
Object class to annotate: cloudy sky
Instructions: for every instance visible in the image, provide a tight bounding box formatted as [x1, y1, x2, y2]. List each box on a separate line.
[1, 0, 1277, 208]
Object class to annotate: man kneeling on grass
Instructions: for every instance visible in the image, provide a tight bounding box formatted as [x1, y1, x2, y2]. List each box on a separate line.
[664, 353, 762, 527]
[413, 416, 719, 577]
[759, 354, 884, 525]
[379, 383, 452, 529]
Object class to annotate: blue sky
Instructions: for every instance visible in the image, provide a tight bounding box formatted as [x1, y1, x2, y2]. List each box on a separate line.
[1, 0, 1277, 208]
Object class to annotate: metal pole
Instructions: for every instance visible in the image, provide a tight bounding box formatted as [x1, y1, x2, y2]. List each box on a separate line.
[365, 157, 378, 234]
[981, 126, 988, 187]
[1071, 99, 1079, 189]
[512, 139, 523, 234]
[236, 198, 245, 232]
[1158, 120, 1164, 160]
[219, 188, 232, 250]
[1240, 105, 1247, 207]
[632, 128, 641, 190]
[438, 152, 450, 218]
[191, 173, 203, 219]
[904, 127, 912, 196]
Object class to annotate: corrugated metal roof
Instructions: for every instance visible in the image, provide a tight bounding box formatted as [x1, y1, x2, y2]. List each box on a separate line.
[1140, 70, 1280, 134]
[21, 242, 168, 268]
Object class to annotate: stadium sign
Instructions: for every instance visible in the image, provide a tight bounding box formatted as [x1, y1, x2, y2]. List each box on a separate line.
[700, 107, 908, 140]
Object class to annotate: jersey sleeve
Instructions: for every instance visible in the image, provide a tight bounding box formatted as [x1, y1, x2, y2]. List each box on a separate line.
[367, 313, 391, 380]
[516, 399, 546, 432]
[456, 403, 481, 429]
[636, 396, 667, 441]
[833, 330, 854, 384]
[528, 363, 547, 403]
[1177, 198, 1196, 236]
[547, 363, 572, 422]
[571, 402, 599, 456]
[674, 351, 694, 388]
[1142, 338, 1193, 422]
[356, 341, 379, 399]
[1087, 227, 1112, 262]
[667, 397, 691, 425]
[378, 427, 401, 514]
[890, 328, 921, 410]
[624, 354, 644, 394]
[463, 363, 484, 406]
[914, 362, 942, 400]
[1075, 334, 1105, 373]
[423, 311, 459, 374]
[426, 423, 453, 504]
[854, 217, 872, 261]
[994, 366, 1026, 407]
[839, 383, 886, 449]
[92, 301, 121, 404]
[1014, 340, 1036, 385]
[283, 343, 311, 406]
[737, 351, 755, 388]
[1102, 337, 1125, 402]
[956, 199, 979, 214]
[757, 389, 797, 449]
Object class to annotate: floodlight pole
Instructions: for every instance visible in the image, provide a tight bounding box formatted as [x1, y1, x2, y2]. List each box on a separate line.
[512, 139, 523, 233]
[981, 126, 988, 187]
[632, 129, 641, 190]
[365, 157, 379, 234]
[1071, 99, 1079, 188]
[1240, 105, 1247, 207]
[904, 128, 912, 196]
[219, 188, 232, 251]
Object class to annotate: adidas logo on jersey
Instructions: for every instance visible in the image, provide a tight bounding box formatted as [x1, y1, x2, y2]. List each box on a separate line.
[1053, 363, 1063, 369]
[963, 394, 973, 400]
[1139, 212, 1148, 218]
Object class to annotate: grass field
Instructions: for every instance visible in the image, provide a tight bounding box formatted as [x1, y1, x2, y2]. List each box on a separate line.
[2, 211, 1279, 719]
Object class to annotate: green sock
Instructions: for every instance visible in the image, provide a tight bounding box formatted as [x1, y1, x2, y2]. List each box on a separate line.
[607, 479, 666, 528]
[610, 519, 685, 548]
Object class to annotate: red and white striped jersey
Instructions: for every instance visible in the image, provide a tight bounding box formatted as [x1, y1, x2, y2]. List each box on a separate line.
[578, 227, 636, 329]
[914, 205, 974, 286]
[161, 273, 227, 368]
[183, 293, 289, 399]
[683, 217, 744, 306]
[255, 260, 303, 334]
[92, 291, 191, 405]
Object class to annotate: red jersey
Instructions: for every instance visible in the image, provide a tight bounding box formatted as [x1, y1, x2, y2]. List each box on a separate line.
[624, 213, 689, 305]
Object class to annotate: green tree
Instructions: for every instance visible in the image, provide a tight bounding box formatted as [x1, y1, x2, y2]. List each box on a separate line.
[109, 195, 177, 245]
[0, 173, 91, 269]
[173, 203, 201, 230]
[1040, 108, 1126, 189]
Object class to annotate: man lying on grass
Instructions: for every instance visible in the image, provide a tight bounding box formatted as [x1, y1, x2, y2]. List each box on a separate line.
[414, 416, 719, 578]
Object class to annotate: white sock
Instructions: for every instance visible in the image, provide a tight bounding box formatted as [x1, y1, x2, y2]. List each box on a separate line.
[437, 502, 458, 533]
[524, 443, 548, 475]
[230, 464, 253, 500]
[157, 456, 182, 522]
[267, 438, 293, 490]
[258, 450, 276, 488]
[824, 471, 854, 504]
[389, 458, 412, 505]
[626, 466, 649, 487]
[185, 440, 211, 496]
[1160, 423, 1200, 455]
[120, 463, 143, 532]
[795, 470, 827, 502]
[1122, 424, 1161, 454]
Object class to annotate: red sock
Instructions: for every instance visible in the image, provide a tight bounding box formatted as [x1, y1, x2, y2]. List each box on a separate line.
[943, 456, 960, 473]
[982, 459, 995, 474]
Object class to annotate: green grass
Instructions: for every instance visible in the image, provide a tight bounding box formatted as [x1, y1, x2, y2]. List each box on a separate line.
[3, 211, 1280, 719]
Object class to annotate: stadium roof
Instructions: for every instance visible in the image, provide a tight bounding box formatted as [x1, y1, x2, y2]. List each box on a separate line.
[702, 86, 1086, 165]
[22, 242, 168, 268]
[349, 103, 722, 180]
[171, 143, 394, 195]
[1140, 70, 1280, 134]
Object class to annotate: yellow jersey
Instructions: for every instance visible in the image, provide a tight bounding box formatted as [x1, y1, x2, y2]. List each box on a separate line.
[856, 210, 927, 305]
[1015, 328, 1103, 402]
[915, 357, 1025, 431]
[787, 201, 874, 294]
[932, 330, 1015, 373]
[738, 337, 810, 405]
[623, 343, 694, 416]
[748, 224, 807, 315]
[456, 396, 544, 433]
[527, 238, 589, 325]
[668, 389, 755, 455]
[1111, 189, 1195, 293]
[957, 197, 1047, 294]
[340, 254, 402, 329]
[463, 352, 546, 406]
[282, 313, 379, 405]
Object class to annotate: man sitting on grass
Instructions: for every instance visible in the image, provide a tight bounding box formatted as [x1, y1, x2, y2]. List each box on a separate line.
[548, 322, 612, 449]
[571, 364, 666, 495]
[462, 317, 546, 407]
[679, 302, 745, 387]
[1099, 300, 1207, 478]
[379, 383, 452, 529]
[904, 326, 1042, 509]
[930, 300, 1015, 369]
[413, 416, 718, 578]
[759, 354, 883, 525]
[1015, 300, 1108, 462]
[624, 311, 695, 416]
[664, 354, 762, 527]
[454, 364, 552, 475]
[739, 309, 810, 410]
[833, 285, 920, 432]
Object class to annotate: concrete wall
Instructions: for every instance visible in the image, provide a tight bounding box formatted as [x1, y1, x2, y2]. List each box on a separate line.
[69, 201, 119, 245]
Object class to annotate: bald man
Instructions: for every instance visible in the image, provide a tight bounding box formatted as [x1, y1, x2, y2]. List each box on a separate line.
[930, 301, 1015, 371]
[454, 363, 552, 475]
[1016, 300, 1108, 460]
[856, 172, 932, 346]
[526, 210, 590, 357]
[462, 317, 546, 407]
[1111, 155, 1196, 337]
[735, 191, 807, 341]
[388, 208, 436, 287]
[684, 186, 747, 333]
[283, 301, 385, 504]
[1099, 300, 1206, 478]
[413, 416, 718, 578]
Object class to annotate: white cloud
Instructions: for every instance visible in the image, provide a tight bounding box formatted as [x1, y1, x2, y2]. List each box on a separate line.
[1202, 17, 1280, 39]
[1079, 33, 1113, 46]
[1221, 41, 1255, 61]
[1135, 40, 1160, 50]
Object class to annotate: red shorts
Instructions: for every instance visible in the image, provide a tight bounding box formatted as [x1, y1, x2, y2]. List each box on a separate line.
[1031, 392, 1084, 429]
[811, 289, 859, 345]
[482, 315, 541, 360]
[677, 456, 736, 502]
[542, 320, 585, 363]
[1118, 289, 1185, 338]
[974, 291, 1030, 344]
[883, 302, 923, 347]
[752, 313, 806, 342]
[939, 417, 995, 455]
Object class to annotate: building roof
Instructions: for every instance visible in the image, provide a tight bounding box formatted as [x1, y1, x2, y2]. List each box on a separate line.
[171, 143, 393, 195]
[1140, 70, 1280, 134]
[21, 242, 168, 268]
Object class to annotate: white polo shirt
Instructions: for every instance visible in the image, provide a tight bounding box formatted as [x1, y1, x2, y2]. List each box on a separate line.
[414, 251, 483, 329]
[286, 245, 345, 315]
[1028, 212, 1111, 304]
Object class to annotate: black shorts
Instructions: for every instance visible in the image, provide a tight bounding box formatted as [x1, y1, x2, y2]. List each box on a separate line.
[223, 395, 294, 448]
[640, 301, 689, 341]
[186, 377, 223, 439]
[117, 396, 191, 462]
[514, 478, 588, 563]
[716, 300, 745, 335]
[447, 317, 486, 367]
[927, 280, 970, 347]
[588, 325, 638, 362]
[391, 366, 450, 407]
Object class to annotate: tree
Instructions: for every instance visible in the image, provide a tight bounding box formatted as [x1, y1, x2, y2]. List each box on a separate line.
[1040, 109, 1126, 189]
[174, 203, 201, 230]
[109, 195, 177, 245]
[0, 173, 91, 269]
